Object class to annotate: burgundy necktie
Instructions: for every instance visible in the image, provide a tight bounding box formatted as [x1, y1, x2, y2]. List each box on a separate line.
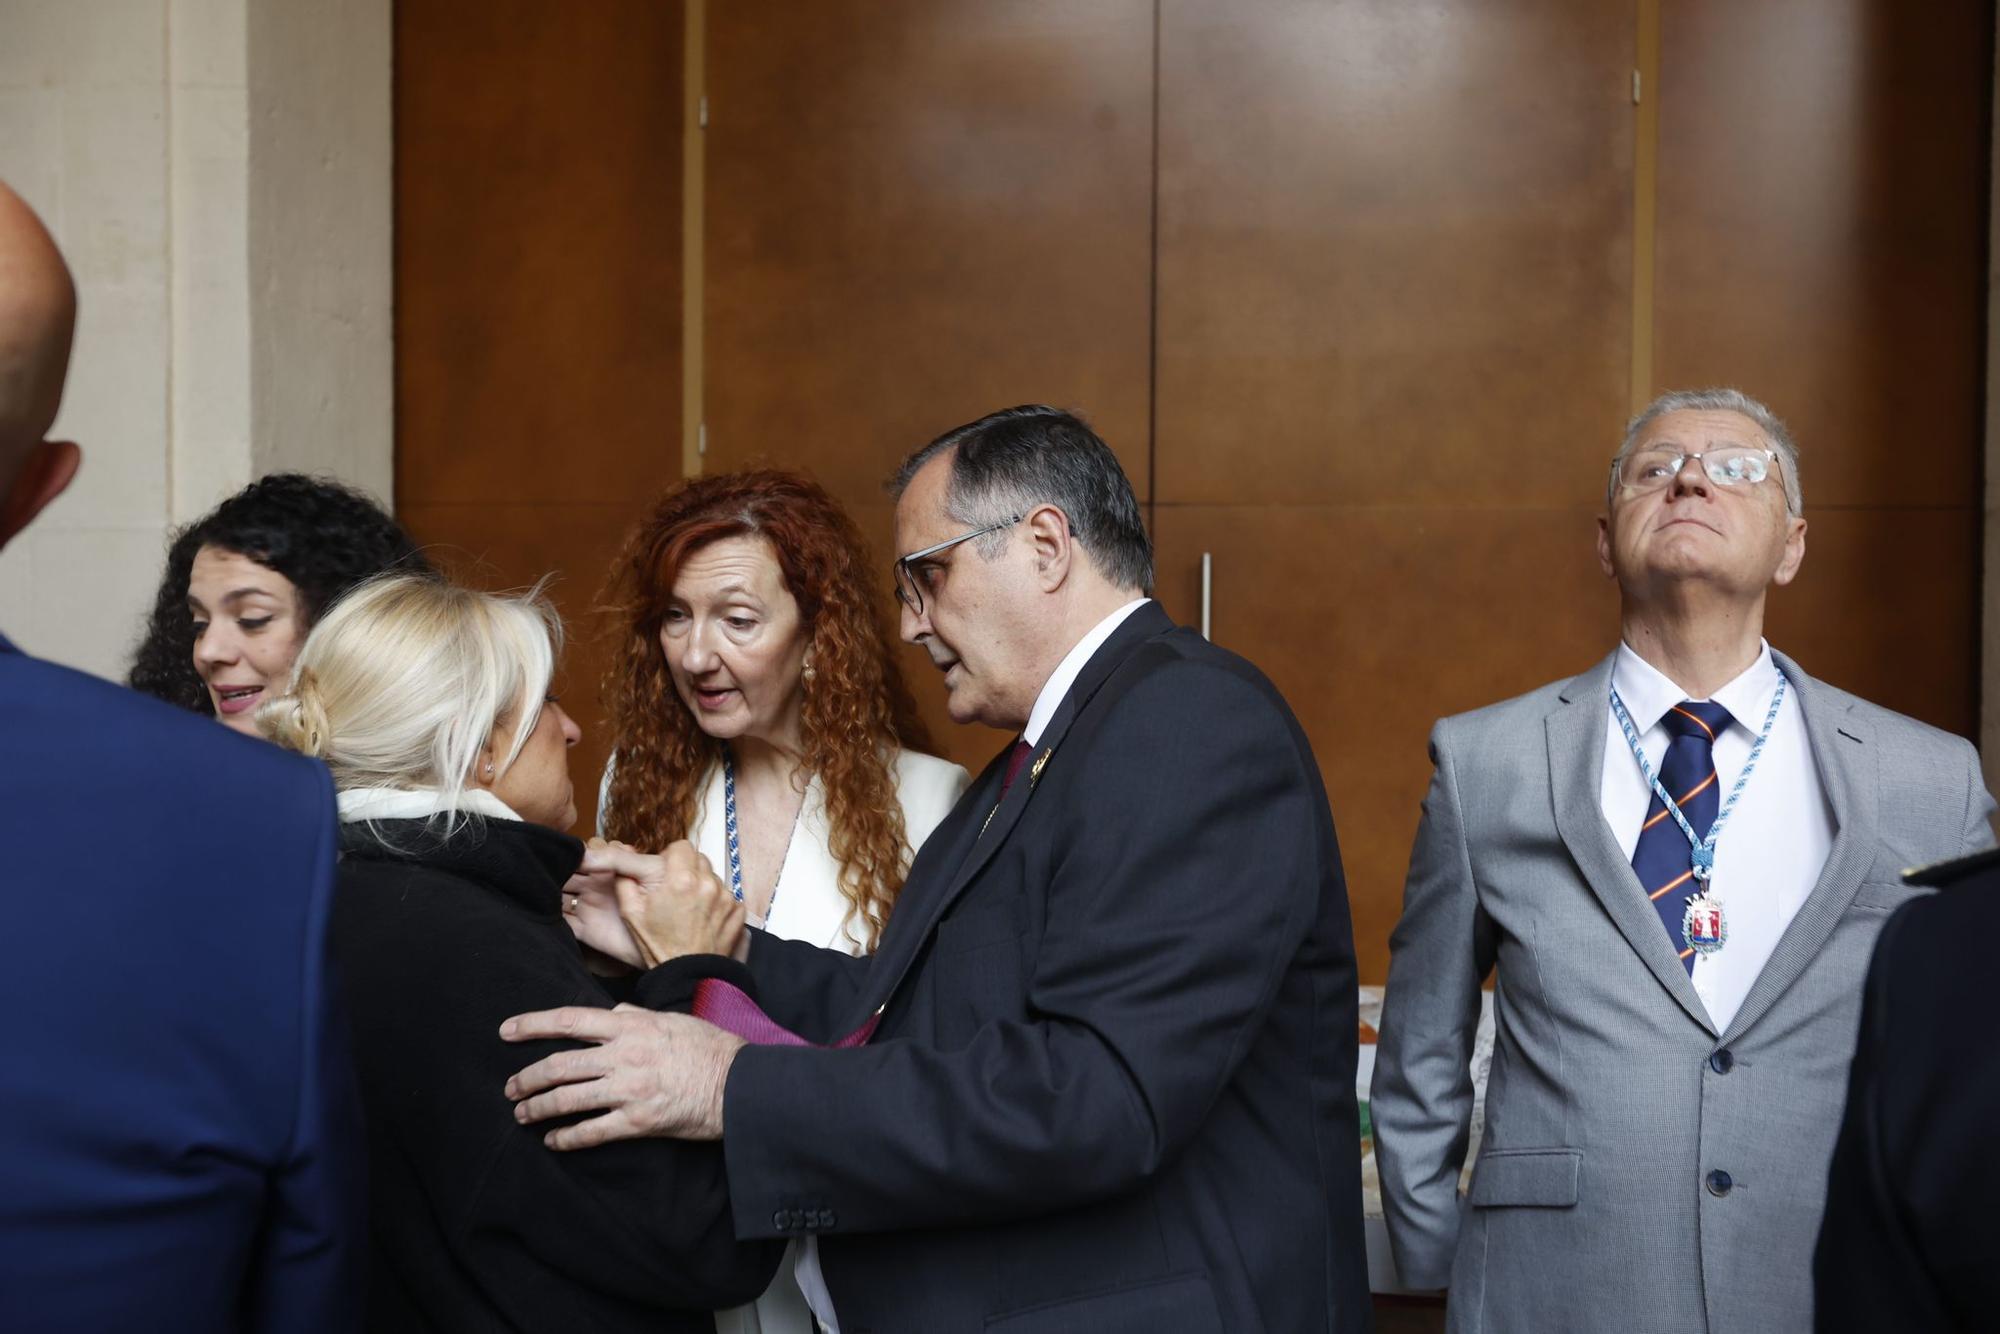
[692, 976, 879, 1047]
[1001, 738, 1034, 796]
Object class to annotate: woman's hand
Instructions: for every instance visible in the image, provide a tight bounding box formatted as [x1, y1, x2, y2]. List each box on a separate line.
[560, 839, 643, 967]
[588, 839, 748, 968]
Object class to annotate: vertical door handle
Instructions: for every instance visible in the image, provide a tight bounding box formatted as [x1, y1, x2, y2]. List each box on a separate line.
[1200, 552, 1213, 641]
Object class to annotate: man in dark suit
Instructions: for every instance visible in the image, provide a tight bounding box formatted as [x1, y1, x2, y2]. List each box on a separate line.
[1813, 846, 2000, 1332]
[0, 180, 363, 1332]
[505, 406, 1371, 1332]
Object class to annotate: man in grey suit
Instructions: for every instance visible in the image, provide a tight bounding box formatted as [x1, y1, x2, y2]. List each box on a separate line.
[1372, 387, 1994, 1334]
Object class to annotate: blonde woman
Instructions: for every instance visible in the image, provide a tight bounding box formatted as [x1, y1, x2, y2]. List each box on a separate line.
[260, 572, 779, 1333]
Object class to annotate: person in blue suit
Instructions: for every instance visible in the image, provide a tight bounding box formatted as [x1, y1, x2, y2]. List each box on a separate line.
[0, 180, 364, 1332]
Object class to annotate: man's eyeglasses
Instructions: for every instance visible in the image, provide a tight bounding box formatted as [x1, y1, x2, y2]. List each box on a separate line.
[1611, 445, 1781, 497]
[892, 514, 1024, 616]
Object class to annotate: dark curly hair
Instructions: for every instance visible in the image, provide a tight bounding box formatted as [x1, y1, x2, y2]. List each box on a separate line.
[127, 473, 428, 715]
[601, 469, 931, 948]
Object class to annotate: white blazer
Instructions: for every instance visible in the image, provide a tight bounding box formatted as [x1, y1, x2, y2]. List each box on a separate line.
[597, 748, 968, 954]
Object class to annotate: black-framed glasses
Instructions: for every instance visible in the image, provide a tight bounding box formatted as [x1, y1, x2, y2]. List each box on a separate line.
[892, 514, 1025, 616]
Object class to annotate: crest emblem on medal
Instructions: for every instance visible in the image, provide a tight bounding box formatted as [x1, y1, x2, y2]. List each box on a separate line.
[1682, 894, 1727, 956]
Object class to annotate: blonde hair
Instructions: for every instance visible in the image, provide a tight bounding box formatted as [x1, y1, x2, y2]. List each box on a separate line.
[258, 572, 562, 816]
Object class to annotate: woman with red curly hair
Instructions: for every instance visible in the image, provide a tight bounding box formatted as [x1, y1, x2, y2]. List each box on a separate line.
[599, 470, 964, 949]
[598, 470, 967, 1334]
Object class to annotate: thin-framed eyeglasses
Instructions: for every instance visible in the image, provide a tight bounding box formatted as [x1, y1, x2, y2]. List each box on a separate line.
[1610, 445, 1782, 497]
[892, 513, 1025, 616]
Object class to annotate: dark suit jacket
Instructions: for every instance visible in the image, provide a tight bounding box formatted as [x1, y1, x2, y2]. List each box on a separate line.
[1814, 847, 2000, 1332]
[0, 633, 363, 1333]
[723, 602, 1371, 1334]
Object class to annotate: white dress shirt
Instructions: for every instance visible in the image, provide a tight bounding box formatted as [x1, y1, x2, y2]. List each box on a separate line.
[1599, 641, 1835, 1033]
[1024, 597, 1151, 745]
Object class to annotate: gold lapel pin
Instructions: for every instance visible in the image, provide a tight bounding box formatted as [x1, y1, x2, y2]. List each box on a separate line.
[1028, 749, 1051, 787]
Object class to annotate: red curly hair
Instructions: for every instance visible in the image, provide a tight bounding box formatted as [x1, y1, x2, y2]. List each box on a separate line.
[601, 470, 932, 949]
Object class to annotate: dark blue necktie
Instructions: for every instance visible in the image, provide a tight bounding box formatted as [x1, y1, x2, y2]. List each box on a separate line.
[1631, 700, 1733, 974]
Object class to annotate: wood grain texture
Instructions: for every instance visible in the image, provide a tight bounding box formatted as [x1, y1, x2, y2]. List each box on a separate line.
[396, 1, 686, 832]
[1763, 508, 1981, 737]
[1651, 0, 1987, 770]
[1155, 0, 1638, 507]
[1152, 0, 1638, 981]
[395, 0, 684, 509]
[701, 0, 1157, 765]
[1154, 504, 1622, 983]
[1653, 0, 1992, 508]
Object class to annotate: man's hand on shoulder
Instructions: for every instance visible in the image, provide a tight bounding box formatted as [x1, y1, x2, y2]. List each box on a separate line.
[501, 1004, 745, 1146]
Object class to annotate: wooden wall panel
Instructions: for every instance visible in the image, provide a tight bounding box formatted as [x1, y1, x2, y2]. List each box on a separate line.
[1155, 0, 1638, 508]
[1155, 505, 1620, 984]
[700, 0, 1157, 772]
[396, 0, 684, 833]
[1763, 510, 1982, 735]
[1654, 0, 1990, 509]
[1153, 0, 1638, 981]
[1652, 0, 1990, 736]
[702, 0, 1155, 496]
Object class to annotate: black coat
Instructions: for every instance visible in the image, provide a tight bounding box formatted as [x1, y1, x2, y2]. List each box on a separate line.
[1815, 846, 2000, 1332]
[331, 815, 780, 1332]
[722, 602, 1372, 1333]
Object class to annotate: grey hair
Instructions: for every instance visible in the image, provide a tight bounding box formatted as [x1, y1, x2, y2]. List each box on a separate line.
[891, 405, 1153, 591]
[1611, 387, 1803, 515]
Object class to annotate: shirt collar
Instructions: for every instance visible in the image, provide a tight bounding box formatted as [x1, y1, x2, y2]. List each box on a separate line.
[1612, 639, 1779, 735]
[1023, 597, 1151, 745]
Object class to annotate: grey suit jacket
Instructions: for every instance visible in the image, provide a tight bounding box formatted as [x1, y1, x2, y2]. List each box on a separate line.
[1371, 649, 1995, 1334]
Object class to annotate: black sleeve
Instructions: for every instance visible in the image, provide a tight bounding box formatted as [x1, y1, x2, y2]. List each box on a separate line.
[1812, 903, 1949, 1333]
[739, 929, 874, 1042]
[630, 953, 759, 1011]
[721, 658, 1327, 1234]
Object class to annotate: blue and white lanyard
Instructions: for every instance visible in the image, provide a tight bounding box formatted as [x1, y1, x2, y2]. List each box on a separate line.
[720, 747, 767, 912]
[1608, 670, 1788, 888]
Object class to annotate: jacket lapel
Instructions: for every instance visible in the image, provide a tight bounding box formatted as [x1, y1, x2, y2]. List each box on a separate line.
[854, 601, 1173, 1022]
[1547, 652, 1718, 1035]
[1719, 651, 1876, 1042]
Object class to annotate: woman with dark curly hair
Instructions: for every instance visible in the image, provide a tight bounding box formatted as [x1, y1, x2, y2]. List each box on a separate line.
[127, 473, 426, 735]
[598, 469, 967, 1334]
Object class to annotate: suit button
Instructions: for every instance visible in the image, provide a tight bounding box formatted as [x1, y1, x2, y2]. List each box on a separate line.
[773, 1209, 789, 1230]
[1709, 1048, 1735, 1074]
[821, 1208, 837, 1230]
[1706, 1169, 1734, 1197]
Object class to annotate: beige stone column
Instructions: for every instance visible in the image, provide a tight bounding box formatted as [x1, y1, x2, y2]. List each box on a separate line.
[0, 0, 391, 679]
